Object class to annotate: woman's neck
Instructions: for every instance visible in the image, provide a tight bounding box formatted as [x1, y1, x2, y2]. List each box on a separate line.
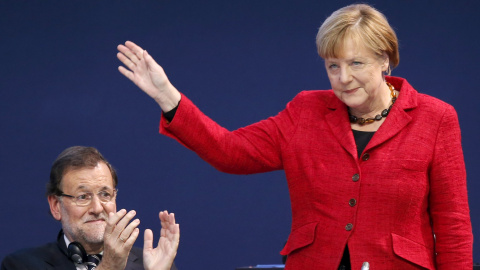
[349, 82, 397, 132]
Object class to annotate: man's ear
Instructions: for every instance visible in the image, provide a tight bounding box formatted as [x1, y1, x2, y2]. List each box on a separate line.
[48, 195, 62, 221]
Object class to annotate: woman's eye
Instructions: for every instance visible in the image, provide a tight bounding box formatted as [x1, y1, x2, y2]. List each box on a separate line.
[328, 64, 338, 69]
[352, 61, 362, 66]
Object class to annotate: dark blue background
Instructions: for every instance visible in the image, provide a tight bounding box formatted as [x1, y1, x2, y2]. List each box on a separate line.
[1, 0, 479, 268]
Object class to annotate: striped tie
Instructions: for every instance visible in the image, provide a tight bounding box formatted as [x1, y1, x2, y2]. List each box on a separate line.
[86, 254, 102, 270]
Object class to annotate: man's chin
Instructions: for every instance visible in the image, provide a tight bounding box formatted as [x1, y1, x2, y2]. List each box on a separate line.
[81, 224, 106, 243]
[82, 232, 104, 244]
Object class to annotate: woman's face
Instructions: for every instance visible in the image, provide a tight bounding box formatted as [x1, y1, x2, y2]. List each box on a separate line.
[324, 38, 389, 112]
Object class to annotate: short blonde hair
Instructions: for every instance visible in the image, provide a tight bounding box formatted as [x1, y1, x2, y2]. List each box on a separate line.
[316, 4, 399, 73]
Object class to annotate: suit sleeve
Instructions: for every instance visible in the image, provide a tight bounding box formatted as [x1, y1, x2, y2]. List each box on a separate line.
[1, 254, 28, 270]
[1, 256, 14, 270]
[159, 93, 303, 174]
[428, 105, 473, 269]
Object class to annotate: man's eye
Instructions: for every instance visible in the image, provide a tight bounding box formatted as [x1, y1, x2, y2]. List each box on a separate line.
[99, 191, 112, 199]
[76, 194, 91, 201]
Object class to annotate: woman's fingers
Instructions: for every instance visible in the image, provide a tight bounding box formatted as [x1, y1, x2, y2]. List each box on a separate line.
[125, 40, 144, 58]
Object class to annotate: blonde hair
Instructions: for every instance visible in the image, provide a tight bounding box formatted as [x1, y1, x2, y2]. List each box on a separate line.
[316, 4, 399, 74]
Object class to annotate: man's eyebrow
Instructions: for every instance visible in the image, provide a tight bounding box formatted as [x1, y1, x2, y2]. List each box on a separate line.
[73, 185, 113, 191]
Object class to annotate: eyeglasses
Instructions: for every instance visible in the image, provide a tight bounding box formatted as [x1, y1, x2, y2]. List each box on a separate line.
[58, 189, 118, 206]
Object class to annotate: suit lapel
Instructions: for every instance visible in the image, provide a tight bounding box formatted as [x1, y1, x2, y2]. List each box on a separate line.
[44, 230, 77, 270]
[125, 247, 144, 270]
[48, 231, 144, 270]
[49, 260, 77, 270]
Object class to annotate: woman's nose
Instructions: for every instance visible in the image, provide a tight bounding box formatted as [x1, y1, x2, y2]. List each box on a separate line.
[339, 66, 352, 84]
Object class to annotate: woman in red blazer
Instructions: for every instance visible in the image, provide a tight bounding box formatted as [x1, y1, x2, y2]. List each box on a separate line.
[116, 4, 472, 270]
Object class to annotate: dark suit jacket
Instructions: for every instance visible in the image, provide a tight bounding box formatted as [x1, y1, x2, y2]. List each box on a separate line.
[1, 231, 177, 270]
[160, 76, 472, 269]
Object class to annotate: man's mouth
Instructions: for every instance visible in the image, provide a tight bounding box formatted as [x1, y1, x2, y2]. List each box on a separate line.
[84, 217, 106, 224]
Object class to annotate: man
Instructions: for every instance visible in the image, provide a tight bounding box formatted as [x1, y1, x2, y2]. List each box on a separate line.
[1, 146, 179, 270]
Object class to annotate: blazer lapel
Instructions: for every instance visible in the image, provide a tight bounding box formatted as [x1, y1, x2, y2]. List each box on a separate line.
[323, 76, 418, 156]
[366, 77, 418, 151]
[324, 96, 358, 159]
[366, 104, 412, 150]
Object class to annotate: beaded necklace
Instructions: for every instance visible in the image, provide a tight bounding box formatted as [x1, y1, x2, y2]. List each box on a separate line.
[348, 82, 397, 125]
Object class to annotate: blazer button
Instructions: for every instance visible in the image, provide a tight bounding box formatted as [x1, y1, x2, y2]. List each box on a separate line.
[349, 198, 357, 207]
[362, 153, 370, 161]
[352, 174, 360, 182]
[345, 223, 353, 231]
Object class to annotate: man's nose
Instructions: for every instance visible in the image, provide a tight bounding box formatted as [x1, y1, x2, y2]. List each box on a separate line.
[88, 195, 104, 214]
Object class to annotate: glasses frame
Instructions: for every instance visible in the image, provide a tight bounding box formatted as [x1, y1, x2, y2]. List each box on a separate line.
[58, 188, 118, 207]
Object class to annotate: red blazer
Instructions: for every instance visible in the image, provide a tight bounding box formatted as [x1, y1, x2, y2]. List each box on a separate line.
[160, 76, 472, 270]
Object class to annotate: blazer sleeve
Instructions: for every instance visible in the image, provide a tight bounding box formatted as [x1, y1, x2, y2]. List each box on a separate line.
[159, 93, 303, 174]
[428, 104, 473, 269]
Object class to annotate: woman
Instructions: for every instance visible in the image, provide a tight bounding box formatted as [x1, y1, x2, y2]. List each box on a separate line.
[116, 4, 472, 270]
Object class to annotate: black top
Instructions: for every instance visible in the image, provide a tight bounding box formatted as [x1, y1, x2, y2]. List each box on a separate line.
[338, 129, 375, 270]
[352, 129, 375, 159]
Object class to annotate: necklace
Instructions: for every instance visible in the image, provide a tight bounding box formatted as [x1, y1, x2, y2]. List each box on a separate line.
[348, 82, 397, 125]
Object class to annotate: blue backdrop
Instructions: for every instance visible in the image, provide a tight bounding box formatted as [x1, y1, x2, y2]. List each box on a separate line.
[1, 0, 478, 268]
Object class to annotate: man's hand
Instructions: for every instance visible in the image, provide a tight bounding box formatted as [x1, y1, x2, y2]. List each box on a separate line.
[98, 209, 140, 270]
[143, 211, 180, 270]
[117, 41, 181, 112]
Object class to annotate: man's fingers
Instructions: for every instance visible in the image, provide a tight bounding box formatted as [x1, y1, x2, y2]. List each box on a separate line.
[173, 224, 180, 245]
[105, 209, 127, 234]
[144, 228, 154, 251]
[123, 227, 140, 247]
[159, 211, 179, 242]
[159, 210, 168, 223]
[106, 209, 138, 244]
[169, 213, 176, 226]
[114, 210, 137, 235]
[159, 211, 170, 238]
[118, 217, 140, 244]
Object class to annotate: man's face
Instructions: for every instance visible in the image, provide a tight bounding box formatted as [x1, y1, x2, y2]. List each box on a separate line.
[48, 162, 117, 249]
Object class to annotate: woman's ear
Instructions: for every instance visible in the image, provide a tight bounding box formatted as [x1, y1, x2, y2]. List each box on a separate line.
[48, 195, 62, 221]
[381, 52, 390, 73]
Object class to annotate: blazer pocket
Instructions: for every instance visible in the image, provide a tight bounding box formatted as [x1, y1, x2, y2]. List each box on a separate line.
[392, 159, 428, 172]
[280, 222, 317, 255]
[392, 233, 435, 270]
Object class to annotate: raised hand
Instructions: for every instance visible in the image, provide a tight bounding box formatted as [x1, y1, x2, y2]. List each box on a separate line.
[143, 211, 180, 270]
[117, 41, 181, 112]
[98, 209, 140, 270]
